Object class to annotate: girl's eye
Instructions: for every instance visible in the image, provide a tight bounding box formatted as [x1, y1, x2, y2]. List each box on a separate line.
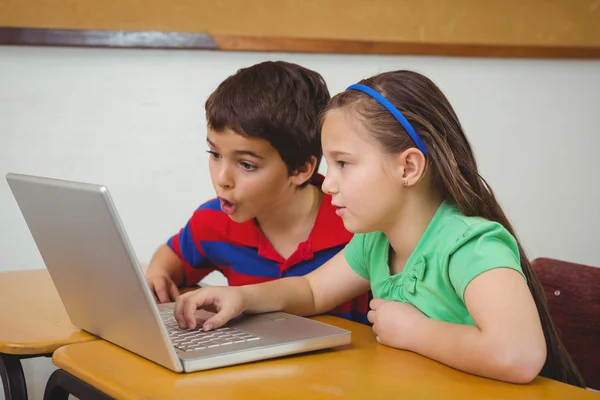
[337, 161, 348, 168]
[206, 150, 221, 159]
[240, 161, 257, 171]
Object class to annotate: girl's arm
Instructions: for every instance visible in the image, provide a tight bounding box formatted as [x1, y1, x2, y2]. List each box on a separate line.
[175, 251, 371, 330]
[243, 250, 371, 315]
[380, 268, 546, 384]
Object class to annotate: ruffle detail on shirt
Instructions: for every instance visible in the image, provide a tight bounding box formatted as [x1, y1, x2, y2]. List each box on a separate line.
[405, 254, 427, 294]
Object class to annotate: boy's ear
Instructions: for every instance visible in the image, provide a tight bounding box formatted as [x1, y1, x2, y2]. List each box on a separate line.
[290, 156, 318, 186]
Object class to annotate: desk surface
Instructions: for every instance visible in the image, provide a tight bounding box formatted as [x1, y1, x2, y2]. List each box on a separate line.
[0, 269, 95, 355]
[52, 316, 598, 400]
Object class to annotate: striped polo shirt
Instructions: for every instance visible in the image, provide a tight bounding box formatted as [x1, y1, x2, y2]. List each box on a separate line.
[167, 188, 370, 324]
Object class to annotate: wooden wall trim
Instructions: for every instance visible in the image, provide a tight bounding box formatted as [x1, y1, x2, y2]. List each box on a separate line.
[2, 27, 600, 59]
[213, 35, 600, 59]
[0, 27, 218, 50]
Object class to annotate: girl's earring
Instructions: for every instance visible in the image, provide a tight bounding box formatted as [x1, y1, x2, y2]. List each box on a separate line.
[403, 180, 409, 186]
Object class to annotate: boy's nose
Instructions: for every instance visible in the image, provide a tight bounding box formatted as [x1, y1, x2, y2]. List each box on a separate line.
[216, 165, 234, 189]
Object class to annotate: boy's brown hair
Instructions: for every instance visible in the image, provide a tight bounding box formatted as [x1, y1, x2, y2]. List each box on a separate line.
[205, 61, 330, 187]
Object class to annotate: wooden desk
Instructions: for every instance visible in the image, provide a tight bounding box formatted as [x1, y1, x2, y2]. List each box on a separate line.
[0, 269, 95, 400]
[46, 316, 598, 400]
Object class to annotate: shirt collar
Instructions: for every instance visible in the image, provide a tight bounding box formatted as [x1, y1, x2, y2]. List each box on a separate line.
[224, 174, 352, 255]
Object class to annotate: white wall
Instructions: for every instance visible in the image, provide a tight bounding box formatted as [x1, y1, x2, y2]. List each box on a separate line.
[0, 46, 599, 399]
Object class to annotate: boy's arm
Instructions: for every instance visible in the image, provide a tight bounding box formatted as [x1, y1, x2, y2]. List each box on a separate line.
[147, 244, 186, 286]
[146, 244, 186, 303]
[147, 202, 222, 303]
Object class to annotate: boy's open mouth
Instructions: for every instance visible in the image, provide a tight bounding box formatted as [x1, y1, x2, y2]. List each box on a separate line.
[219, 198, 237, 215]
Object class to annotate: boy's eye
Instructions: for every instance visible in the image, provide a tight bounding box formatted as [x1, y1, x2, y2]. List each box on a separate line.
[206, 150, 221, 159]
[239, 161, 257, 171]
[336, 161, 348, 168]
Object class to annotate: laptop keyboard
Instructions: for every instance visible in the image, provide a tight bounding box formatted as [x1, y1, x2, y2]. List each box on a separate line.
[160, 309, 261, 352]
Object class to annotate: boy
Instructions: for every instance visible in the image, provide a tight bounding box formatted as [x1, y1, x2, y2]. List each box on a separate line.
[146, 61, 369, 324]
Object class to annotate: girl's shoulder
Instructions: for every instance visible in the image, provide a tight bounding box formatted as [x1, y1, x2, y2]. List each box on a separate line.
[433, 201, 517, 252]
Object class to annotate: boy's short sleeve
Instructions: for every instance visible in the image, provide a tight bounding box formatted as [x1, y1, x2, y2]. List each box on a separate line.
[344, 233, 370, 280]
[167, 223, 205, 269]
[448, 222, 524, 301]
[167, 200, 219, 285]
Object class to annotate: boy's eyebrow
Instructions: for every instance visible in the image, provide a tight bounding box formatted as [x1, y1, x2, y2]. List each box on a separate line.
[233, 150, 264, 159]
[206, 139, 264, 159]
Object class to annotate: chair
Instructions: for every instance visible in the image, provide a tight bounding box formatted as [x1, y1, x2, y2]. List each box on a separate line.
[531, 257, 600, 390]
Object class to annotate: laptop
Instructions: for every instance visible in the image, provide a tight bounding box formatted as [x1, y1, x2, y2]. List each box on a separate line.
[5, 172, 351, 373]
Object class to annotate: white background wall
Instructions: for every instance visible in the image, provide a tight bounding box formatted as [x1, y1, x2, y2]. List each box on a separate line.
[0, 46, 599, 399]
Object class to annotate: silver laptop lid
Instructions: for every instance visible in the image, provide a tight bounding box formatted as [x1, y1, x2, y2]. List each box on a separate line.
[6, 173, 183, 372]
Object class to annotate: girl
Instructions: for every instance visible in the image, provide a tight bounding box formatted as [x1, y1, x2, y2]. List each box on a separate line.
[173, 70, 584, 386]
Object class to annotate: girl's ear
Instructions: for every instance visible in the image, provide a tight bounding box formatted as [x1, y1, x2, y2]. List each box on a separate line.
[290, 156, 318, 187]
[396, 148, 427, 187]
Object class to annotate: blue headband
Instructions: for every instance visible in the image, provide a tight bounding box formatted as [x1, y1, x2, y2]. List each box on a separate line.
[346, 84, 428, 155]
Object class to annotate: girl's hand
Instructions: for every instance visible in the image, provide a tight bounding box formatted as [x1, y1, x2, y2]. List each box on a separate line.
[174, 286, 246, 331]
[367, 298, 427, 351]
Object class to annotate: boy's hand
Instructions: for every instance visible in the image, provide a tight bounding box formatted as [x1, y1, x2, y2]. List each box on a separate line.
[174, 286, 246, 331]
[146, 274, 180, 304]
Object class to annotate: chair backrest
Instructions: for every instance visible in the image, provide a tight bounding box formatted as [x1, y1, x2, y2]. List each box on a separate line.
[531, 257, 600, 390]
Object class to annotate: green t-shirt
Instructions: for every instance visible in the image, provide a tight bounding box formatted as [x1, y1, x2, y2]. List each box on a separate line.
[344, 200, 525, 325]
